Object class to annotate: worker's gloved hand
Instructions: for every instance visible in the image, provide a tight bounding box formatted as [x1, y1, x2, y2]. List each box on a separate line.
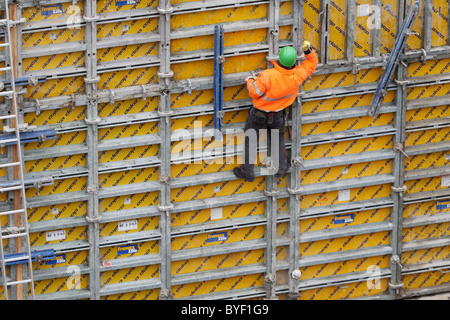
[246, 76, 257, 82]
[302, 40, 312, 55]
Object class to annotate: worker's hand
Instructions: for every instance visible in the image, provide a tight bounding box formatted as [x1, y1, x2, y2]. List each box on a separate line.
[246, 76, 257, 82]
[302, 40, 311, 52]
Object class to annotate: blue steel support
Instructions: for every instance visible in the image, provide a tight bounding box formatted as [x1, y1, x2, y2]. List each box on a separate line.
[2, 249, 55, 266]
[368, 0, 420, 118]
[213, 24, 224, 140]
[0, 130, 56, 146]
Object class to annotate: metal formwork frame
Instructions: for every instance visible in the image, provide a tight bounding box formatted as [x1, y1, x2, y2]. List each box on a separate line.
[0, 0, 448, 300]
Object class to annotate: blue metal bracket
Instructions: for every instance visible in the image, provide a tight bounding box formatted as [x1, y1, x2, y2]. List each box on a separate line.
[0, 129, 57, 146]
[213, 24, 224, 140]
[368, 0, 420, 118]
[1, 76, 46, 88]
[2, 249, 56, 266]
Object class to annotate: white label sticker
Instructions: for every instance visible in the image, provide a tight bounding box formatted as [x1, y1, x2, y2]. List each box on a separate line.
[46, 230, 66, 242]
[442, 175, 450, 187]
[358, 4, 371, 16]
[124, 198, 131, 205]
[118, 220, 138, 232]
[338, 189, 351, 202]
[211, 207, 223, 220]
[52, 207, 59, 215]
[342, 168, 349, 175]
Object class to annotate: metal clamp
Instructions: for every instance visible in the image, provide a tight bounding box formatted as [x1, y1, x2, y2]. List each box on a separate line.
[84, 76, 100, 84]
[157, 70, 174, 79]
[158, 203, 174, 212]
[182, 79, 192, 95]
[391, 185, 407, 193]
[141, 85, 147, 101]
[293, 156, 306, 169]
[264, 189, 279, 198]
[159, 174, 170, 184]
[83, 15, 99, 23]
[352, 59, 361, 75]
[394, 143, 410, 158]
[86, 215, 101, 223]
[420, 48, 427, 65]
[84, 116, 101, 125]
[108, 89, 115, 105]
[35, 98, 41, 116]
[87, 184, 98, 195]
[287, 187, 302, 195]
[265, 273, 275, 283]
[391, 255, 403, 269]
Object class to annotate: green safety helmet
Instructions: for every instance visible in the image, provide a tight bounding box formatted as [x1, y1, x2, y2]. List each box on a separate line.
[279, 46, 297, 68]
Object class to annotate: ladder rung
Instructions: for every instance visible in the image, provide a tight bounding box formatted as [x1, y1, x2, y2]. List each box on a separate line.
[0, 91, 13, 97]
[0, 66, 12, 72]
[1, 232, 28, 239]
[3, 254, 30, 263]
[0, 114, 16, 120]
[0, 43, 10, 48]
[0, 161, 20, 168]
[0, 185, 23, 192]
[0, 208, 25, 216]
[0, 137, 18, 144]
[6, 279, 32, 286]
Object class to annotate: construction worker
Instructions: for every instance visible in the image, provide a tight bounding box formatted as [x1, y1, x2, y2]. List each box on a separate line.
[233, 41, 318, 182]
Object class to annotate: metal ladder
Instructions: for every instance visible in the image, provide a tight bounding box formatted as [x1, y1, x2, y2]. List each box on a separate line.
[0, 1, 35, 300]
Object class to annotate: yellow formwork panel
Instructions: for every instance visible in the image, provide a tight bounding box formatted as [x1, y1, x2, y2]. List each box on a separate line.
[170, 85, 249, 110]
[405, 127, 449, 147]
[100, 241, 159, 261]
[299, 255, 390, 285]
[22, 2, 84, 24]
[329, 0, 346, 61]
[402, 222, 450, 243]
[170, 110, 247, 131]
[101, 289, 160, 300]
[403, 199, 450, 219]
[22, 51, 85, 73]
[407, 58, 450, 77]
[28, 201, 87, 224]
[24, 76, 85, 99]
[32, 250, 88, 272]
[171, 4, 267, 30]
[172, 249, 264, 276]
[100, 264, 159, 286]
[406, 105, 449, 123]
[171, 201, 265, 227]
[98, 144, 159, 163]
[405, 151, 449, 171]
[99, 67, 159, 90]
[172, 52, 267, 81]
[302, 113, 394, 137]
[98, 122, 159, 141]
[300, 231, 391, 257]
[97, 42, 158, 64]
[25, 154, 87, 173]
[171, 273, 265, 299]
[99, 216, 159, 238]
[431, 0, 449, 47]
[33, 274, 89, 296]
[98, 0, 158, 14]
[24, 106, 86, 127]
[299, 278, 389, 300]
[402, 245, 450, 266]
[405, 0, 423, 51]
[303, 68, 383, 91]
[301, 159, 393, 185]
[405, 176, 450, 194]
[302, 0, 320, 51]
[301, 136, 394, 161]
[300, 208, 391, 233]
[354, 0, 372, 57]
[25, 177, 86, 198]
[402, 270, 450, 290]
[381, 0, 399, 55]
[99, 191, 159, 213]
[171, 176, 265, 203]
[98, 98, 159, 117]
[171, 225, 265, 251]
[300, 184, 392, 210]
[24, 131, 86, 151]
[29, 226, 87, 247]
[99, 167, 159, 189]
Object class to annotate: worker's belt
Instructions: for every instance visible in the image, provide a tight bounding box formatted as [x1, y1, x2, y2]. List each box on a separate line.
[253, 107, 283, 125]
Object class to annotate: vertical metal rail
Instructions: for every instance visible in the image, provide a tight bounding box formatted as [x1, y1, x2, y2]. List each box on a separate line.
[372, 0, 382, 58]
[264, 0, 280, 300]
[319, 0, 330, 64]
[157, 0, 174, 300]
[422, 0, 431, 52]
[286, 0, 303, 300]
[83, 0, 101, 300]
[388, 0, 408, 300]
[213, 25, 224, 141]
[345, 0, 356, 63]
[0, 0, 35, 300]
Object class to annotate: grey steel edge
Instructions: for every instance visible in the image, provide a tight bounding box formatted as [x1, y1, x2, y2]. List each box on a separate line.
[99, 278, 162, 297]
[404, 165, 450, 181]
[403, 212, 450, 229]
[402, 236, 450, 252]
[403, 188, 450, 204]
[401, 258, 450, 276]
[398, 283, 450, 300]
[34, 289, 91, 300]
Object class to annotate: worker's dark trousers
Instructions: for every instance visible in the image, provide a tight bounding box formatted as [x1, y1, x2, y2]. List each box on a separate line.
[241, 106, 289, 176]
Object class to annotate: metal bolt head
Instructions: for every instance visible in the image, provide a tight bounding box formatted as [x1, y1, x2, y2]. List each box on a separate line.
[292, 270, 302, 279]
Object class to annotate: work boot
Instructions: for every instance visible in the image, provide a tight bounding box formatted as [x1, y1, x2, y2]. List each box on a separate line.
[233, 165, 255, 182]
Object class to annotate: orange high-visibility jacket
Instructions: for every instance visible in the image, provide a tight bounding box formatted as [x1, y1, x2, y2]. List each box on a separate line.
[246, 49, 318, 112]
